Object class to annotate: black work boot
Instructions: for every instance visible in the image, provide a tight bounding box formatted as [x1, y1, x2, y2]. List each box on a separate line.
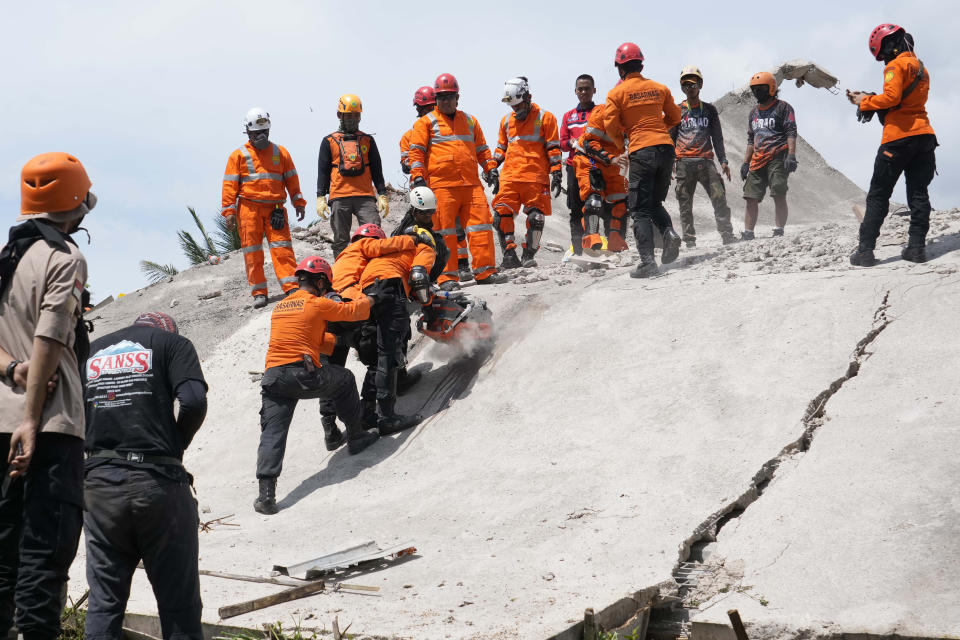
[361, 399, 379, 430]
[520, 247, 538, 268]
[346, 423, 379, 455]
[378, 403, 423, 436]
[849, 245, 878, 267]
[252, 295, 268, 309]
[901, 244, 927, 263]
[321, 415, 345, 452]
[254, 478, 278, 515]
[630, 253, 659, 279]
[721, 232, 739, 245]
[500, 248, 522, 270]
[661, 228, 682, 264]
[397, 367, 422, 395]
[458, 259, 473, 282]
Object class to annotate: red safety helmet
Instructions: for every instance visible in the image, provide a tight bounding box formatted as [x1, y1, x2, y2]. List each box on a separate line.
[434, 73, 459, 94]
[869, 23, 904, 60]
[351, 223, 386, 242]
[614, 42, 644, 66]
[294, 255, 333, 281]
[413, 85, 436, 106]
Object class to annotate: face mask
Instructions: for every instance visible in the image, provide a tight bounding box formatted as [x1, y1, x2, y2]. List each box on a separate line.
[751, 86, 772, 103]
[248, 130, 270, 149]
[339, 115, 360, 133]
[513, 103, 531, 120]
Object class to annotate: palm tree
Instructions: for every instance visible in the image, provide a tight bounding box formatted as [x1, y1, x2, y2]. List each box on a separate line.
[212, 212, 242, 254]
[178, 206, 218, 265]
[139, 260, 179, 283]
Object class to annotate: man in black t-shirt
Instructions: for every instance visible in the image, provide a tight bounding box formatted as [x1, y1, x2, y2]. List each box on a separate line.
[82, 312, 208, 640]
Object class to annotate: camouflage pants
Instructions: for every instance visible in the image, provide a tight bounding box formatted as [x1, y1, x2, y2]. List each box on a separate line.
[674, 158, 733, 242]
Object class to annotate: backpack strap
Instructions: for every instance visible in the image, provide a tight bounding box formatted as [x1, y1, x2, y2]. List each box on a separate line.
[889, 60, 925, 113]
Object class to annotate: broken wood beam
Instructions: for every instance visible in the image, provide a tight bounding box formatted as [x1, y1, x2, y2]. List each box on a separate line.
[218, 580, 380, 619]
[728, 609, 750, 640]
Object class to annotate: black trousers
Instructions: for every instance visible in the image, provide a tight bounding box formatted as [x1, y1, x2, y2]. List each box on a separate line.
[258, 361, 362, 478]
[363, 280, 409, 408]
[565, 165, 585, 253]
[859, 133, 938, 249]
[83, 465, 201, 640]
[0, 433, 83, 640]
[628, 144, 676, 254]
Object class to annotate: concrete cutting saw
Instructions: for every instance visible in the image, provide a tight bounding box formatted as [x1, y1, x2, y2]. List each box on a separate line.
[416, 290, 493, 344]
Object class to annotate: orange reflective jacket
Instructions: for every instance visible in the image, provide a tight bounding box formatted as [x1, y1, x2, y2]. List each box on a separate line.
[222, 141, 306, 215]
[332, 236, 420, 295]
[264, 288, 371, 369]
[860, 52, 935, 145]
[400, 129, 412, 172]
[325, 131, 376, 198]
[493, 103, 562, 184]
[602, 73, 681, 153]
[408, 108, 497, 188]
[359, 243, 435, 294]
[574, 104, 626, 157]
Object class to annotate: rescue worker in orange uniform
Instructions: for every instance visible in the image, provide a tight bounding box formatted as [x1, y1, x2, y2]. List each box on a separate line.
[571, 102, 630, 252]
[255, 256, 378, 515]
[848, 24, 937, 266]
[316, 94, 390, 258]
[402, 86, 472, 281]
[408, 73, 509, 290]
[491, 77, 563, 269]
[603, 43, 683, 278]
[222, 108, 307, 308]
[330, 224, 435, 434]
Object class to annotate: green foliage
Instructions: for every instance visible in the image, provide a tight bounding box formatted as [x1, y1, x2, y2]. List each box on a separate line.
[178, 206, 219, 266]
[220, 618, 320, 640]
[594, 625, 642, 640]
[213, 213, 242, 254]
[59, 591, 88, 640]
[139, 260, 179, 284]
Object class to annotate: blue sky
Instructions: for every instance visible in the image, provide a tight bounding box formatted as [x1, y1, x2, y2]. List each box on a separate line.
[1, 0, 953, 298]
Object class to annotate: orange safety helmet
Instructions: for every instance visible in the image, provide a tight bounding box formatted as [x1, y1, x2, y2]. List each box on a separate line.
[413, 86, 436, 106]
[295, 255, 333, 281]
[749, 71, 778, 96]
[351, 222, 386, 242]
[434, 73, 459, 94]
[869, 23, 904, 60]
[337, 94, 363, 113]
[20, 152, 93, 221]
[614, 42, 644, 66]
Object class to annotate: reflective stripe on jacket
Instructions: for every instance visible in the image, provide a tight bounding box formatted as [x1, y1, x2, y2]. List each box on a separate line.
[222, 141, 306, 214]
[408, 108, 496, 188]
[493, 103, 562, 184]
[574, 104, 625, 158]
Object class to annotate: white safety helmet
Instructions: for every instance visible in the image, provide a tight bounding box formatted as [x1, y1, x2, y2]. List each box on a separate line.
[244, 107, 271, 131]
[680, 66, 703, 83]
[501, 77, 530, 106]
[409, 186, 437, 211]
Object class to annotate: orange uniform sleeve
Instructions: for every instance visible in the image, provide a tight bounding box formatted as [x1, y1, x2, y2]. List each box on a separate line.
[400, 130, 412, 172]
[412, 244, 436, 272]
[602, 91, 625, 145]
[360, 235, 416, 258]
[662, 89, 682, 129]
[493, 116, 509, 166]
[543, 111, 563, 174]
[472, 119, 497, 172]
[408, 117, 431, 181]
[280, 146, 307, 208]
[307, 295, 372, 323]
[861, 60, 906, 111]
[221, 150, 241, 216]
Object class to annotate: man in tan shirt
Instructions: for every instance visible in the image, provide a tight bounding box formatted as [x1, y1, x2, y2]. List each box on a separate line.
[0, 152, 93, 640]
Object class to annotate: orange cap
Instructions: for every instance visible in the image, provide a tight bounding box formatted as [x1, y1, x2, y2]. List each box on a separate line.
[20, 152, 92, 216]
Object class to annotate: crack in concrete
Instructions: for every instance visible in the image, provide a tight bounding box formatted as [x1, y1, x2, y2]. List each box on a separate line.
[549, 291, 894, 639]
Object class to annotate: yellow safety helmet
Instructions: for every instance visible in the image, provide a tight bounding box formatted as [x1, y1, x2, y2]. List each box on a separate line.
[337, 94, 363, 113]
[680, 66, 703, 83]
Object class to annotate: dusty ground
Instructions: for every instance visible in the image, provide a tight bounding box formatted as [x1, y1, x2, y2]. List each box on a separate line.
[69, 92, 960, 639]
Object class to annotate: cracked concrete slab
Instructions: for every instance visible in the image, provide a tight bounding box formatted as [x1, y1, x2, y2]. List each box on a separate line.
[691, 270, 960, 638]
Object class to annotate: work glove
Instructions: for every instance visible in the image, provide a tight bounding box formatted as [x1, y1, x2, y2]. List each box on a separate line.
[316, 196, 330, 221]
[401, 162, 411, 175]
[595, 150, 614, 165]
[270, 207, 286, 231]
[588, 167, 606, 192]
[740, 162, 750, 181]
[295, 205, 305, 221]
[482, 168, 500, 195]
[784, 154, 798, 173]
[550, 171, 563, 198]
[376, 194, 390, 218]
[324, 291, 343, 303]
[411, 176, 427, 189]
[406, 225, 436, 250]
